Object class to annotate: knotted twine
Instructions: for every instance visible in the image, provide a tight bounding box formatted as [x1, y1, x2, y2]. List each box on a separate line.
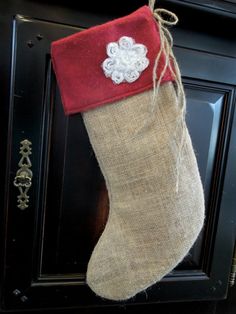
[134, 0, 187, 192]
[152, 2, 186, 193]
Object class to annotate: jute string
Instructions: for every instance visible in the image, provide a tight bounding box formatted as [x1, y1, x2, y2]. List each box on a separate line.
[132, 0, 186, 192]
[151, 0, 187, 192]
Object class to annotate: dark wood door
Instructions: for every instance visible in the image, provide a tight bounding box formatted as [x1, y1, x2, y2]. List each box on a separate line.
[1, 0, 236, 312]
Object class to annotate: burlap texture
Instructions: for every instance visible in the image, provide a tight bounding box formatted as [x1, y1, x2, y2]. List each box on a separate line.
[83, 82, 205, 301]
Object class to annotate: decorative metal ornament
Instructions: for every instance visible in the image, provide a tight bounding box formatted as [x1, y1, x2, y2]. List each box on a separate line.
[13, 139, 33, 210]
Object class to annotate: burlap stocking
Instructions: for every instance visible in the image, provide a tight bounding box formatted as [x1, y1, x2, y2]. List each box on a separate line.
[83, 82, 205, 300]
[51, 2, 205, 301]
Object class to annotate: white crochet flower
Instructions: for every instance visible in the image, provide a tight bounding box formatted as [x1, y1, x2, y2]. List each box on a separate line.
[102, 36, 149, 84]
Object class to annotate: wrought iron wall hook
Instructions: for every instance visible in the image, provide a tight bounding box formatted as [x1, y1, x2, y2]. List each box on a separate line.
[13, 139, 33, 210]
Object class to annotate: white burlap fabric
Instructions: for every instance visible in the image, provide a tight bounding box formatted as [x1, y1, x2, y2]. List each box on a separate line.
[83, 82, 205, 300]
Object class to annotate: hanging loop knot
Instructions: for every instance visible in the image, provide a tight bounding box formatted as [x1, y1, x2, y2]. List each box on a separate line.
[153, 8, 178, 47]
[153, 8, 178, 27]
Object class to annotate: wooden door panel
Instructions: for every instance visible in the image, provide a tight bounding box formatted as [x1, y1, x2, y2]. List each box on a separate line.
[40, 66, 226, 277]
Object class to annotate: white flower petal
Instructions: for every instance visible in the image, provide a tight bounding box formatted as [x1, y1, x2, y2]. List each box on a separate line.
[135, 58, 150, 71]
[111, 71, 124, 84]
[107, 42, 119, 57]
[124, 70, 140, 83]
[132, 44, 147, 56]
[119, 36, 134, 50]
[102, 58, 117, 76]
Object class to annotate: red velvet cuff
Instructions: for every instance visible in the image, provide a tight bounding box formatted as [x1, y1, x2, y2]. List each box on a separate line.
[51, 5, 174, 115]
